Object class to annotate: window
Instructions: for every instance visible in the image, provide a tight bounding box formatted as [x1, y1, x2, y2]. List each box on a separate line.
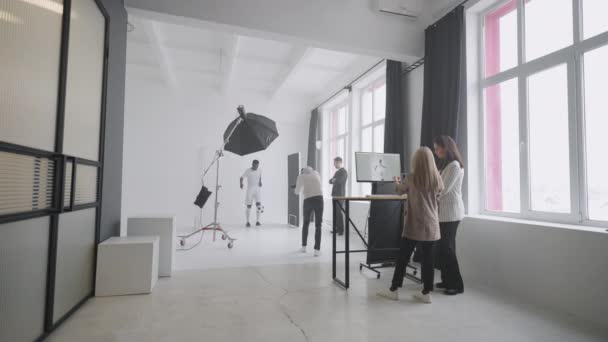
[524, 0, 572, 61]
[483, 78, 520, 213]
[527, 65, 571, 213]
[483, 0, 517, 76]
[358, 79, 386, 195]
[582, 0, 608, 40]
[318, 68, 386, 197]
[476, 0, 608, 226]
[323, 101, 349, 196]
[583, 45, 608, 221]
[360, 81, 386, 153]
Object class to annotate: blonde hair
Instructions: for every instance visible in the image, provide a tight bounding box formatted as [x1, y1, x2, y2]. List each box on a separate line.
[410, 147, 444, 192]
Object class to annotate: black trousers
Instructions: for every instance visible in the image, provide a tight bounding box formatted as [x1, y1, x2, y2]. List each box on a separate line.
[334, 200, 344, 234]
[391, 238, 435, 293]
[302, 196, 323, 250]
[438, 221, 464, 291]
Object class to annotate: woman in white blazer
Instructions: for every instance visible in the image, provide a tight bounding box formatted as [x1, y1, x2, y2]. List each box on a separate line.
[433, 136, 465, 295]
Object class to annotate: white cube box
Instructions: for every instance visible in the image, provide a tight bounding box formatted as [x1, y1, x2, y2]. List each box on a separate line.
[95, 236, 159, 297]
[127, 217, 176, 277]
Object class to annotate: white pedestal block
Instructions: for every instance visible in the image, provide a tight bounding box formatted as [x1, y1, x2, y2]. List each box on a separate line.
[95, 236, 159, 297]
[127, 217, 176, 277]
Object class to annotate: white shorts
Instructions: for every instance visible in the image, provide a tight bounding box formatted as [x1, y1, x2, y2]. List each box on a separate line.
[245, 187, 262, 206]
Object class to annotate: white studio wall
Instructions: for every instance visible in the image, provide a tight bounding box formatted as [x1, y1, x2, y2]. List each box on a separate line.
[121, 79, 309, 233]
[458, 217, 608, 328]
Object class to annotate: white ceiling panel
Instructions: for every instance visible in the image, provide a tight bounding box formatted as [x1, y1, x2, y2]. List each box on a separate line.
[157, 22, 229, 50]
[282, 66, 341, 94]
[126, 41, 159, 66]
[238, 36, 293, 62]
[127, 15, 149, 44]
[169, 48, 221, 74]
[304, 48, 360, 71]
[233, 60, 282, 83]
[126, 63, 165, 84]
[126, 14, 383, 101]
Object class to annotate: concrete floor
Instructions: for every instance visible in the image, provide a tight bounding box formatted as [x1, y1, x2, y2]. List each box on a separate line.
[48, 224, 608, 342]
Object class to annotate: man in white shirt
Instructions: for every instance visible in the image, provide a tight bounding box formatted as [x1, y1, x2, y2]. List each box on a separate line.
[240, 160, 263, 227]
[294, 166, 323, 256]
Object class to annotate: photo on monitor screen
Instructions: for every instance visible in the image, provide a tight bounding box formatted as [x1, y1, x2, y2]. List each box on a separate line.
[355, 152, 401, 182]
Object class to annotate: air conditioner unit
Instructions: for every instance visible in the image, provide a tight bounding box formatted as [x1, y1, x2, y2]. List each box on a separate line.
[377, 0, 420, 19]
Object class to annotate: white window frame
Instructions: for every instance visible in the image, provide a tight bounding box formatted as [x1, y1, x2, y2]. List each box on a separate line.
[359, 76, 386, 153]
[472, 0, 608, 228]
[322, 99, 350, 197]
[355, 76, 386, 195]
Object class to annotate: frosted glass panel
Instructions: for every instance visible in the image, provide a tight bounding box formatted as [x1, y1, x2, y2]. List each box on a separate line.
[583, 46, 608, 221]
[63, 0, 105, 161]
[528, 65, 571, 213]
[0, 216, 50, 342]
[64, 160, 73, 208]
[54, 208, 96, 323]
[0, 0, 63, 151]
[74, 164, 98, 204]
[0, 151, 55, 215]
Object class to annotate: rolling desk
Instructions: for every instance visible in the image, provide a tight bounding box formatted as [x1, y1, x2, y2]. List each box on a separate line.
[332, 195, 421, 289]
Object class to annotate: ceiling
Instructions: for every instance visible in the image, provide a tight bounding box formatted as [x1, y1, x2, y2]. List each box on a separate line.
[126, 14, 381, 102]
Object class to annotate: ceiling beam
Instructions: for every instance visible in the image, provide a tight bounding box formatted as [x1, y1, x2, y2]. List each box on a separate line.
[141, 19, 177, 90]
[269, 46, 311, 99]
[220, 35, 240, 94]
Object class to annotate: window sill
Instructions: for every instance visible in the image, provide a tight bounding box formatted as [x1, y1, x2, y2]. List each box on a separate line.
[465, 214, 608, 234]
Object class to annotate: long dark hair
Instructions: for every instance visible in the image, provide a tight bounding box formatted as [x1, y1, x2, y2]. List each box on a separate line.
[433, 135, 464, 171]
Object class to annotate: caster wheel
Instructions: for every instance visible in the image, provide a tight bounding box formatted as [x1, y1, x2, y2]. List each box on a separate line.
[377, 274, 380, 279]
[221, 235, 227, 240]
[180, 239, 186, 247]
[227, 242, 234, 249]
[359, 265, 362, 271]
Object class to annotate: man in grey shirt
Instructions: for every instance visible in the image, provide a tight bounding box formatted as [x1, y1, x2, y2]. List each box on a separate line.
[329, 157, 348, 235]
[295, 167, 323, 256]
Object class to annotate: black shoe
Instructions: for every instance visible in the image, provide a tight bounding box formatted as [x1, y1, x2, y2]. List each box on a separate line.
[435, 282, 447, 289]
[246, 222, 251, 228]
[444, 288, 464, 295]
[330, 230, 344, 236]
[256, 222, 261, 226]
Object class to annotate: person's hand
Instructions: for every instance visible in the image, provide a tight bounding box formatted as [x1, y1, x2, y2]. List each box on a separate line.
[393, 176, 401, 185]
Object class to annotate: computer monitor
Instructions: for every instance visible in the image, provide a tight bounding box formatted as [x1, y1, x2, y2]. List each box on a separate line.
[355, 152, 401, 182]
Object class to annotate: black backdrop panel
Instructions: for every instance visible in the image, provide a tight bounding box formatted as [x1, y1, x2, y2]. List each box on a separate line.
[366, 182, 403, 264]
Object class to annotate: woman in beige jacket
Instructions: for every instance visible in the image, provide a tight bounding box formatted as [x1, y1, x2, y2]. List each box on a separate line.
[378, 147, 444, 303]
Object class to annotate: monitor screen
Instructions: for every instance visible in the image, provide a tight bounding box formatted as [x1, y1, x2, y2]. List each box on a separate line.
[355, 152, 401, 182]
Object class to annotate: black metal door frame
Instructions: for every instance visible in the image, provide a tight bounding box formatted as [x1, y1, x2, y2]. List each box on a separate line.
[0, 0, 110, 340]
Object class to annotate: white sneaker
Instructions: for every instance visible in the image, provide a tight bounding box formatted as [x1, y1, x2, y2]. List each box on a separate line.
[314, 249, 320, 257]
[413, 292, 432, 304]
[377, 289, 399, 300]
[300, 246, 307, 253]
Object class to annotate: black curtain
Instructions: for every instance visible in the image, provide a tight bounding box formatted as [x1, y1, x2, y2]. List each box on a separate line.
[420, 6, 467, 149]
[307, 108, 320, 169]
[414, 6, 467, 266]
[384, 60, 405, 171]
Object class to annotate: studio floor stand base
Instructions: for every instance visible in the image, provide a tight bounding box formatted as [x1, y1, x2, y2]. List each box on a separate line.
[178, 222, 236, 249]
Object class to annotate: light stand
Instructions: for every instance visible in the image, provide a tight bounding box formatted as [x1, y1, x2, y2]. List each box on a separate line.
[178, 115, 243, 249]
